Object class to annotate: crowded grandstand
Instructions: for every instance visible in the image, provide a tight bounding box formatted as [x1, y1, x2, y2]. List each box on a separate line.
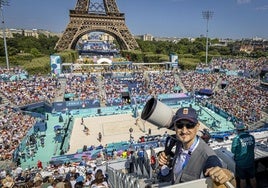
[0, 57, 268, 187]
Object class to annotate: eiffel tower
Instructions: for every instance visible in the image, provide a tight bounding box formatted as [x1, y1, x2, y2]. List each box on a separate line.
[55, 0, 139, 51]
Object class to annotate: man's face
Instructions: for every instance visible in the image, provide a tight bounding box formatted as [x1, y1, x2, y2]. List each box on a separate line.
[174, 119, 199, 147]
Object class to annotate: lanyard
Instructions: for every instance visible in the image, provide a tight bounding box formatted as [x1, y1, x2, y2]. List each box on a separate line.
[174, 137, 199, 178]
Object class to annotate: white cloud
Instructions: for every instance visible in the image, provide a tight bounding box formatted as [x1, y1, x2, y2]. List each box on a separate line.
[237, 0, 251, 4]
[256, 5, 268, 11]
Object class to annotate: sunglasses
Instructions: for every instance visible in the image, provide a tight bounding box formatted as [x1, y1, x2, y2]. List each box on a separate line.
[175, 122, 196, 129]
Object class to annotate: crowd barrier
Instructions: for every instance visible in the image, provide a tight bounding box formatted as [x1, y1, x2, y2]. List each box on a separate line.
[52, 99, 100, 112]
[106, 165, 140, 188]
[20, 101, 52, 112]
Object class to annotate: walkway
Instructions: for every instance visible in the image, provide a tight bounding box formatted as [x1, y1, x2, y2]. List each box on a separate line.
[53, 77, 67, 102]
[174, 72, 188, 93]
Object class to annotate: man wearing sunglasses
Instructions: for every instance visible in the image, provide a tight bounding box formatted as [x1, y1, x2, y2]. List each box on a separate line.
[158, 107, 236, 187]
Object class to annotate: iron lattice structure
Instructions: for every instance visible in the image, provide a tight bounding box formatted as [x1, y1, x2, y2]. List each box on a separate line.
[55, 0, 139, 51]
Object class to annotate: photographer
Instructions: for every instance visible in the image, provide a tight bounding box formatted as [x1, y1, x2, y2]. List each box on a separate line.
[158, 107, 236, 187]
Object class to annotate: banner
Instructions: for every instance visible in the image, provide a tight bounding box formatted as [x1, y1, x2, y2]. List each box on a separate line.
[50, 55, 62, 75]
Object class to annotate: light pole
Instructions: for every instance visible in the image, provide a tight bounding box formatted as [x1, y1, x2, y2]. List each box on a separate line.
[202, 10, 213, 65]
[0, 0, 9, 69]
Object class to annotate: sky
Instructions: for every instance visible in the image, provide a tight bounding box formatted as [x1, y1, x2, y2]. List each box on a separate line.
[2, 0, 268, 39]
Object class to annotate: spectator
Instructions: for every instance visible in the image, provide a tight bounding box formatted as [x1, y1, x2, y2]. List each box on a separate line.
[33, 176, 43, 188]
[74, 175, 84, 188]
[90, 170, 108, 188]
[40, 176, 51, 188]
[84, 170, 94, 187]
[122, 150, 127, 159]
[1, 174, 14, 188]
[37, 160, 43, 169]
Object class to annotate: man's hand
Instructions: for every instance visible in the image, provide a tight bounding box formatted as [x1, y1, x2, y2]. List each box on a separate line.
[205, 167, 235, 186]
[158, 151, 169, 166]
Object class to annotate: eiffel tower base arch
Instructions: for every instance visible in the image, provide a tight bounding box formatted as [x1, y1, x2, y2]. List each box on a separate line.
[55, 0, 139, 51]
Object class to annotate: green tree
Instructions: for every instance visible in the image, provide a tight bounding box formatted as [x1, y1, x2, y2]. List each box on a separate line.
[30, 48, 42, 57]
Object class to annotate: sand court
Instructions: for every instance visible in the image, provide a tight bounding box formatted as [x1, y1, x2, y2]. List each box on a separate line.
[67, 113, 173, 154]
[67, 113, 210, 154]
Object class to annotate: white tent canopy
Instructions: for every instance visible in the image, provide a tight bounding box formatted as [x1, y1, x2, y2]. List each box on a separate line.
[97, 58, 112, 64]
